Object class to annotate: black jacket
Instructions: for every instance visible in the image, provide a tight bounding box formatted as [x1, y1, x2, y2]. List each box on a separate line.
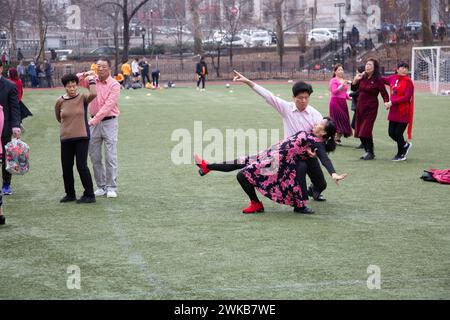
[196, 62, 208, 76]
[0, 76, 21, 137]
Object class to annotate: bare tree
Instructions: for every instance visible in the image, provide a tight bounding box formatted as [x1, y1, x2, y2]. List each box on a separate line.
[221, 0, 250, 66]
[98, 0, 151, 61]
[421, 0, 433, 46]
[188, 0, 204, 55]
[36, 0, 47, 64]
[83, 0, 123, 73]
[0, 0, 19, 63]
[273, 0, 285, 70]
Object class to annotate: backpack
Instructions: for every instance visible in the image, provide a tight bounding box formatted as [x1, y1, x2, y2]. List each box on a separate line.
[5, 139, 30, 175]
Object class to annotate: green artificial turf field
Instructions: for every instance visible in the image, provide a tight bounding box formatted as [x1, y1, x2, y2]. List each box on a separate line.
[0, 82, 449, 299]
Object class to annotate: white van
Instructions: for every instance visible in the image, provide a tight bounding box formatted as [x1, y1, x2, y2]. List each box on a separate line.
[308, 28, 338, 43]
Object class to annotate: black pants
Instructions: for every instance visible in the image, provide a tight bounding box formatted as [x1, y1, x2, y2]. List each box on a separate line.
[61, 139, 94, 197]
[296, 158, 327, 201]
[388, 121, 408, 156]
[152, 72, 159, 87]
[207, 158, 327, 204]
[197, 76, 206, 89]
[142, 72, 151, 86]
[207, 161, 260, 202]
[360, 137, 374, 154]
[1, 135, 12, 186]
[351, 111, 356, 130]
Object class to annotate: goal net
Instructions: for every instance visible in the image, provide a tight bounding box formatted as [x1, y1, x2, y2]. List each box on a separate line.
[412, 46, 450, 95]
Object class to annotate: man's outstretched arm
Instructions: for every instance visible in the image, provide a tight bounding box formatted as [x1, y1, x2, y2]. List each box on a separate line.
[233, 70, 289, 116]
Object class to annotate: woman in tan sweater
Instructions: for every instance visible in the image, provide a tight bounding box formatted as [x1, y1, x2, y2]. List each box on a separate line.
[55, 73, 97, 203]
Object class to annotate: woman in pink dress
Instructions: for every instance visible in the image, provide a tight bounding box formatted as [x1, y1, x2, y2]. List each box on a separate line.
[329, 64, 353, 144]
[194, 118, 347, 215]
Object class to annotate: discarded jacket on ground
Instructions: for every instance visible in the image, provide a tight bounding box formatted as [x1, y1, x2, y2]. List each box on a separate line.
[420, 169, 450, 184]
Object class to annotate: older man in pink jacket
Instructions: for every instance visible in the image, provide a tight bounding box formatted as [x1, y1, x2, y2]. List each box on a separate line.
[78, 58, 121, 198]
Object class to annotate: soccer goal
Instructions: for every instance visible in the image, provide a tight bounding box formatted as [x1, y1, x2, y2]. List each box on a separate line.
[411, 46, 450, 95]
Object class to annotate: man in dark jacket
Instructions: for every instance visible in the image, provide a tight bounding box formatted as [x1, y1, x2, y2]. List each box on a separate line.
[0, 61, 22, 196]
[44, 59, 54, 88]
[196, 57, 208, 91]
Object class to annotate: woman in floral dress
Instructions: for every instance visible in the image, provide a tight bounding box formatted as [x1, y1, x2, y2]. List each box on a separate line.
[195, 118, 347, 214]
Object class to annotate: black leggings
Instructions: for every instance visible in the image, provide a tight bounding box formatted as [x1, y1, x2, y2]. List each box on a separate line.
[197, 76, 206, 89]
[152, 72, 159, 87]
[388, 121, 408, 155]
[61, 139, 94, 197]
[142, 72, 151, 86]
[360, 137, 374, 154]
[207, 161, 260, 202]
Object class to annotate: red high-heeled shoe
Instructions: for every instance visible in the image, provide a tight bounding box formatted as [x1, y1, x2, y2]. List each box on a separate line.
[194, 154, 210, 176]
[242, 201, 264, 214]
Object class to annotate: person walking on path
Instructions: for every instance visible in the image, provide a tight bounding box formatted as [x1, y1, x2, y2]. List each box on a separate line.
[196, 57, 208, 91]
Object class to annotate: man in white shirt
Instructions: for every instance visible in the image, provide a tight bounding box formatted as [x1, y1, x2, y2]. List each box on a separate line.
[131, 58, 141, 84]
[233, 71, 328, 209]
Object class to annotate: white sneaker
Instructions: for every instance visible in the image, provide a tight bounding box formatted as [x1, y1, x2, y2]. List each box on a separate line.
[94, 188, 107, 196]
[107, 190, 118, 198]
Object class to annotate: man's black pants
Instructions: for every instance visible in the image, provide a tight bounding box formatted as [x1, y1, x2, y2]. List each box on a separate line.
[296, 157, 327, 201]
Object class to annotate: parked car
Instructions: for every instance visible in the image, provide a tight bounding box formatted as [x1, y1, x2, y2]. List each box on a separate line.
[239, 29, 254, 45]
[45, 49, 73, 61]
[406, 21, 422, 32]
[308, 28, 338, 43]
[249, 30, 272, 47]
[213, 30, 227, 42]
[90, 47, 117, 55]
[377, 22, 397, 32]
[223, 35, 247, 47]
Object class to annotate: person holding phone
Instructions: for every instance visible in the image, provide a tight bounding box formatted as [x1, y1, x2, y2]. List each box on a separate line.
[351, 58, 390, 160]
[329, 64, 353, 145]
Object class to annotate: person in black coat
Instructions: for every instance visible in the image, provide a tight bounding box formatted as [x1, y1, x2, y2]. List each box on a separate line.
[196, 57, 208, 91]
[0, 61, 22, 197]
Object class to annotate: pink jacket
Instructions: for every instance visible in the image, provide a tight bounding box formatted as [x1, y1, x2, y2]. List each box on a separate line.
[329, 77, 350, 100]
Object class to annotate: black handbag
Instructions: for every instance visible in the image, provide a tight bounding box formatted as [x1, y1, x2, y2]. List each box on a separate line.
[420, 170, 437, 182]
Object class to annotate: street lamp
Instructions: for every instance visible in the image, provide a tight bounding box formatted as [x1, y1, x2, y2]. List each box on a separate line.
[339, 18, 346, 66]
[141, 27, 146, 55]
[150, 9, 154, 47]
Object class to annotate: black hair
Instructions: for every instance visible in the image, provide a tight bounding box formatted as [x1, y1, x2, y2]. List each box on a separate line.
[364, 58, 381, 79]
[292, 81, 313, 97]
[357, 65, 365, 73]
[397, 61, 410, 69]
[332, 64, 343, 78]
[322, 117, 337, 153]
[61, 73, 79, 86]
[0, 61, 2, 67]
[98, 57, 111, 67]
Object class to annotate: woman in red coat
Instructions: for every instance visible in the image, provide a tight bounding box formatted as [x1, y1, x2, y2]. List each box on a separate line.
[351, 58, 390, 160]
[382, 62, 414, 161]
[7, 68, 23, 102]
[8, 68, 32, 123]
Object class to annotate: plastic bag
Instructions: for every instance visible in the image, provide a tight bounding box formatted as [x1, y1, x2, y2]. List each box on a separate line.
[5, 138, 30, 175]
